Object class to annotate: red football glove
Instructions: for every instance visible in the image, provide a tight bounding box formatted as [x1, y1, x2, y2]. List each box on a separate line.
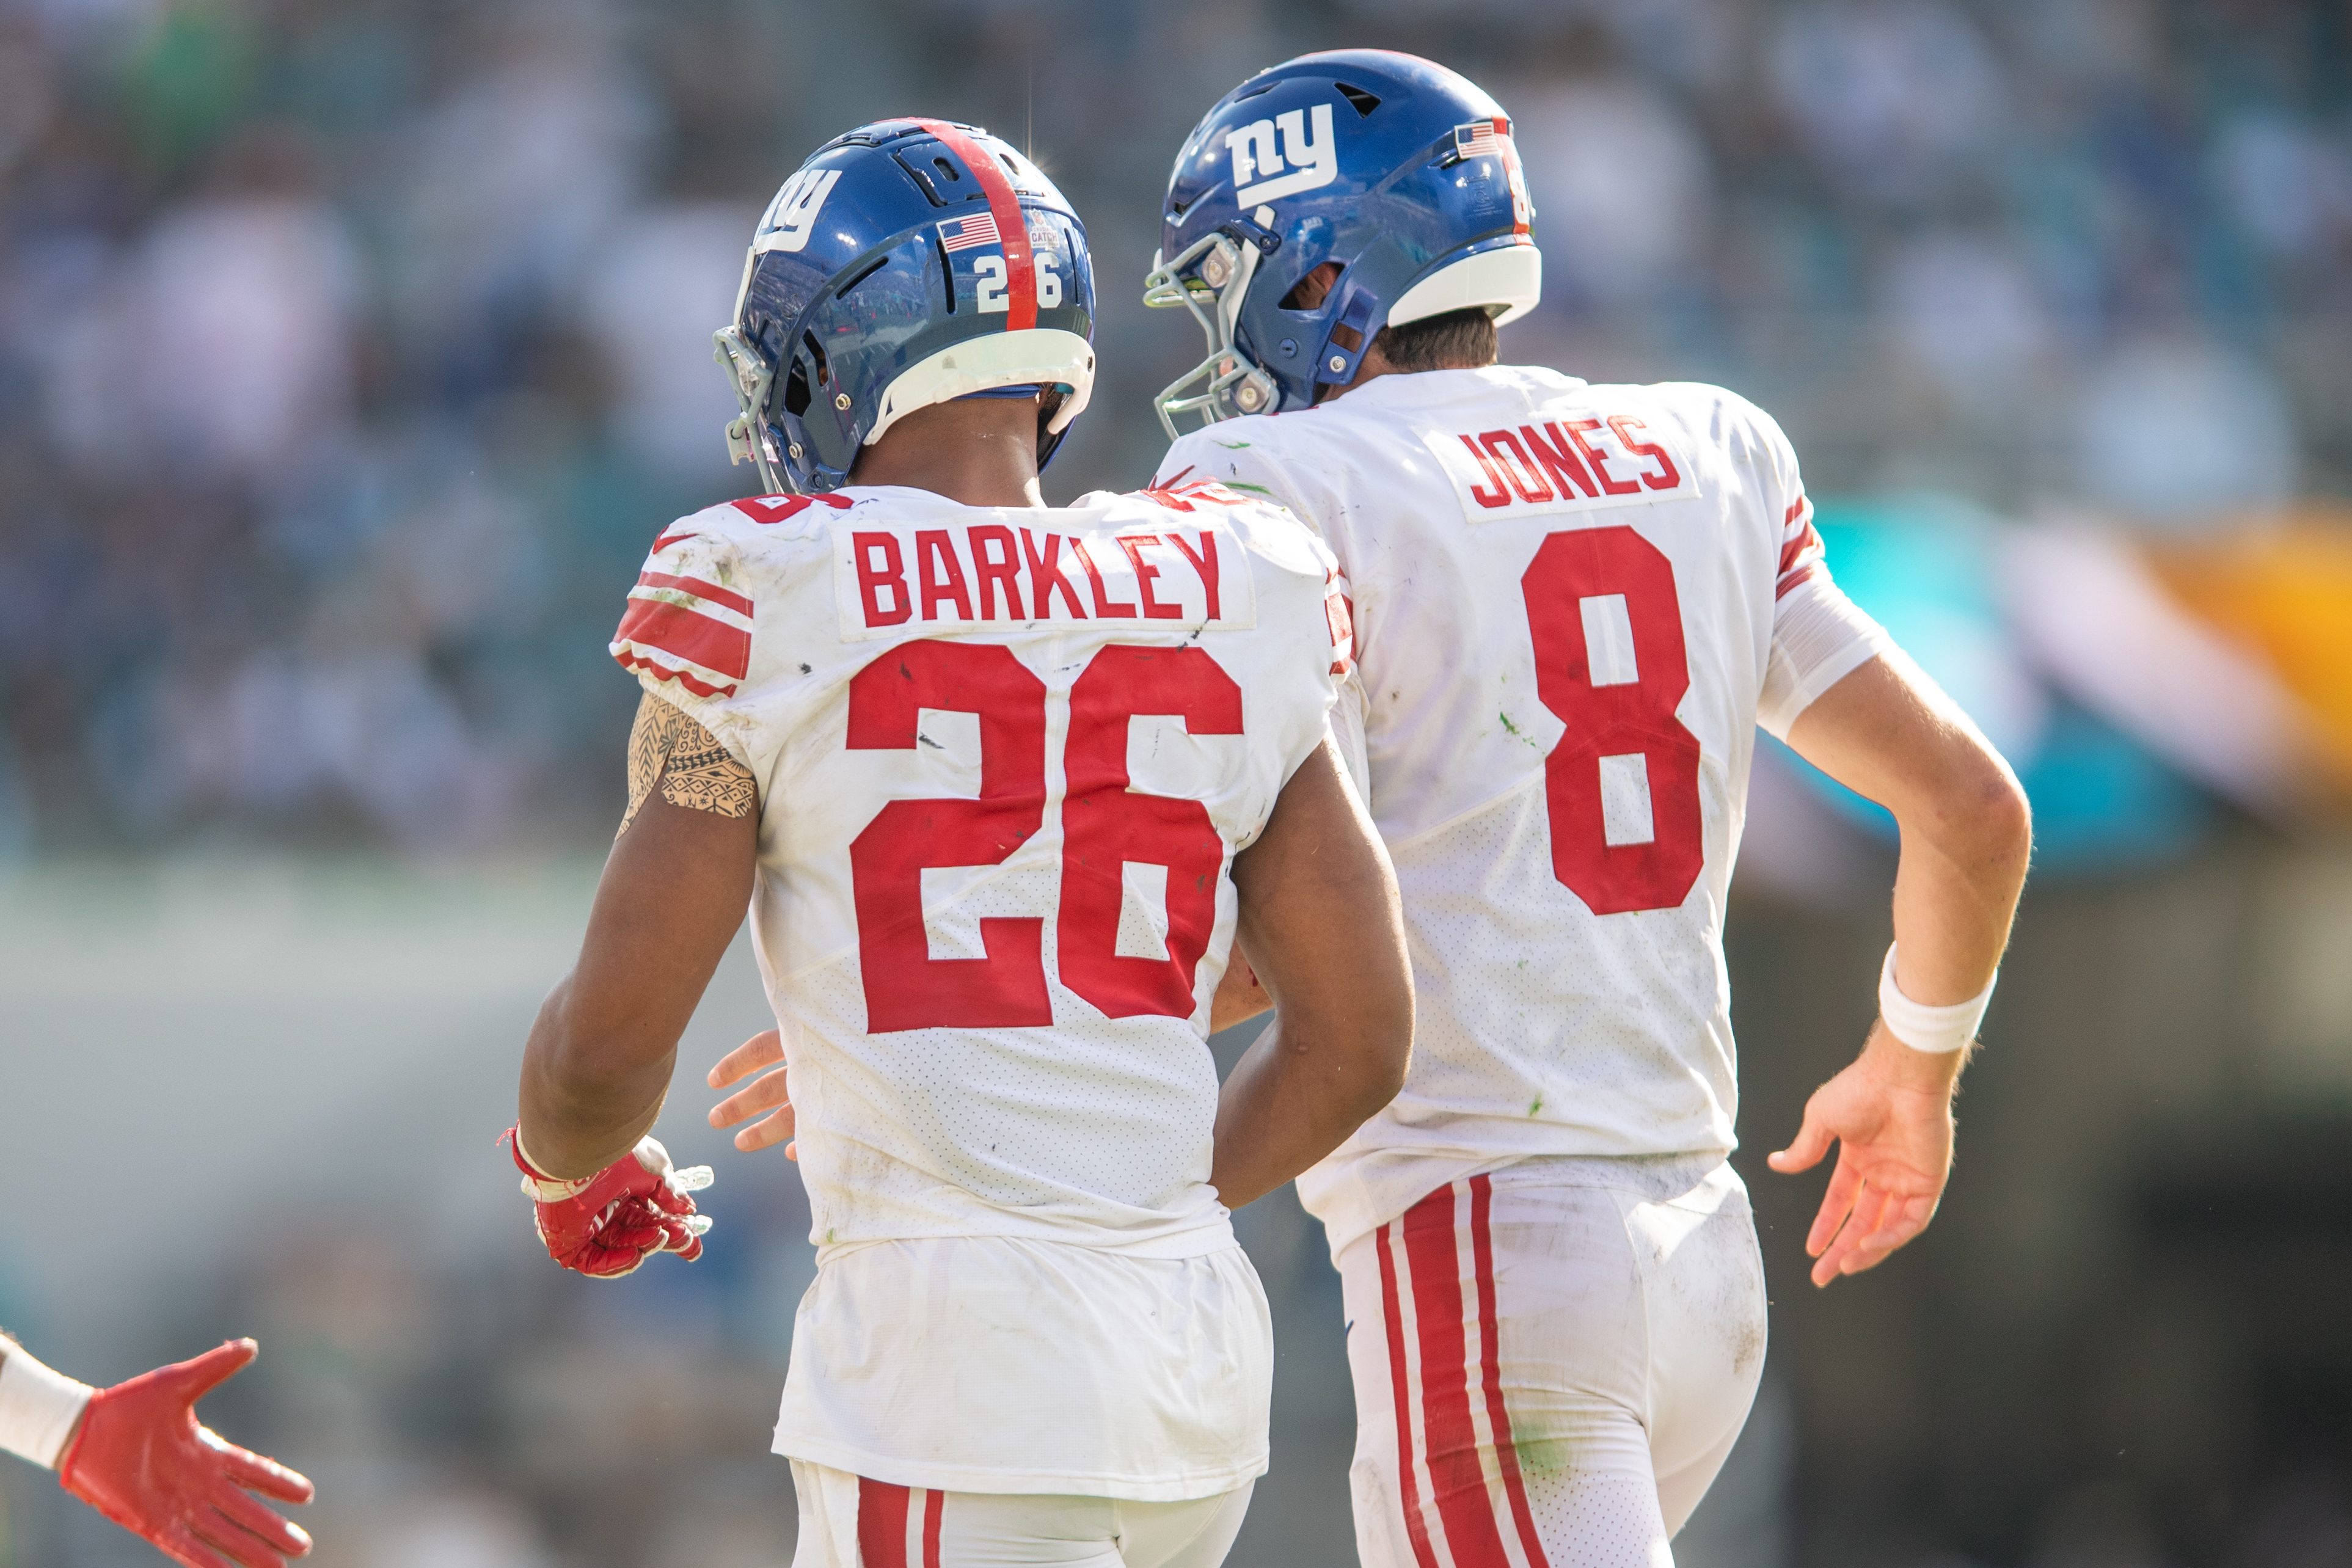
[57, 1339, 313, 1568]
[508, 1127, 715, 1278]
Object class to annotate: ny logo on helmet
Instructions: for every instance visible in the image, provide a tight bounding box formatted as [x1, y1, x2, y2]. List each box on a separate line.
[753, 168, 842, 255]
[1227, 103, 1337, 206]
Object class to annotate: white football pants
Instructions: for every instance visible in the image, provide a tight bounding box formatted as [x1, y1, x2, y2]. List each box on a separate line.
[789, 1460, 1254, 1567]
[1335, 1161, 1767, 1568]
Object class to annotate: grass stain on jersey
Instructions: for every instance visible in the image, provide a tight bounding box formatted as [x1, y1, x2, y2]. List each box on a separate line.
[1497, 711, 1541, 749]
[1213, 439, 1251, 449]
[1528, 1095, 1544, 1117]
[1221, 480, 1276, 496]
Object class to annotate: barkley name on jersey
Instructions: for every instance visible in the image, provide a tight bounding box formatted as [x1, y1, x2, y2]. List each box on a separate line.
[1156, 366, 1893, 1256]
[610, 478, 1351, 1262]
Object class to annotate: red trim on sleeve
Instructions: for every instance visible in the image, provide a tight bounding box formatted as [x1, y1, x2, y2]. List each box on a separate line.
[1774, 560, 1823, 600]
[635, 571, 753, 618]
[613, 597, 751, 682]
[1777, 518, 1823, 579]
[613, 646, 736, 699]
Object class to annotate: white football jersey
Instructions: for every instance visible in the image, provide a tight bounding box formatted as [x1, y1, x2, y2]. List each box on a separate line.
[612, 480, 1343, 1498]
[1156, 366, 1890, 1258]
[612, 480, 1348, 1260]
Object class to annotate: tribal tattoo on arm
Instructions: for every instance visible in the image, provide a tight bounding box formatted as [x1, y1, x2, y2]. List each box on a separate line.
[619, 691, 758, 839]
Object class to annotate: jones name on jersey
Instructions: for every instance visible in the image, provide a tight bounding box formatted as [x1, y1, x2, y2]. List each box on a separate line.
[1158, 367, 1893, 1256]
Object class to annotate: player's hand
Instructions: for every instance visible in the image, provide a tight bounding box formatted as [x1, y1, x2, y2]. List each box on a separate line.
[708, 1029, 796, 1157]
[1766, 1021, 1962, 1288]
[58, 1338, 314, 1568]
[508, 1128, 715, 1278]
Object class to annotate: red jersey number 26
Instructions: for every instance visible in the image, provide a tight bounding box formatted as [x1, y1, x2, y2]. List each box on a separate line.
[844, 640, 1241, 1032]
[1522, 527, 1704, 915]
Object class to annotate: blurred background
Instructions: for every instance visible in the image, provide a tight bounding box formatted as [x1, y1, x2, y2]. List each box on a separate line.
[2, 0, 2350, 1563]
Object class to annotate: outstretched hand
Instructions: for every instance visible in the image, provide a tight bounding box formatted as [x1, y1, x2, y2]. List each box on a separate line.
[59, 1338, 314, 1568]
[1766, 1023, 1964, 1288]
[709, 1029, 796, 1156]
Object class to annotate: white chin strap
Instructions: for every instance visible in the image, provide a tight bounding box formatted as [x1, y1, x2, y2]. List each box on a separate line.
[869, 329, 1097, 447]
[1387, 244, 1544, 329]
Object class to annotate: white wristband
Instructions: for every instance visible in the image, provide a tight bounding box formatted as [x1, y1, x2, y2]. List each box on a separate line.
[0, 1344, 95, 1470]
[1877, 943, 1994, 1053]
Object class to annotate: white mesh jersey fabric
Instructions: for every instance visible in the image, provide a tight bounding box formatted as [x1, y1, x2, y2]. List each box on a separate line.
[615, 482, 1345, 1262]
[1158, 367, 1878, 1258]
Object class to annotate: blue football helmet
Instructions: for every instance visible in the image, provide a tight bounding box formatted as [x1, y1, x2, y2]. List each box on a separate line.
[716, 118, 1097, 495]
[1144, 50, 1540, 437]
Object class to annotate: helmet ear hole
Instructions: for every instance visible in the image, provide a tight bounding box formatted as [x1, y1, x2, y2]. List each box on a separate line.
[782, 357, 813, 418]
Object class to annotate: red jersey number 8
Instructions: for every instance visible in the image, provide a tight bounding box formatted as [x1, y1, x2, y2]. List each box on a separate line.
[846, 640, 1241, 1032]
[1521, 527, 1704, 916]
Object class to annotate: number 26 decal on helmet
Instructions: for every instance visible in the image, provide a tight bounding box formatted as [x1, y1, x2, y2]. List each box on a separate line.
[716, 119, 1098, 496]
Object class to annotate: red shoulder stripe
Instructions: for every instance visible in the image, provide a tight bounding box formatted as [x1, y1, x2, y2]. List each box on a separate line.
[613, 597, 751, 683]
[635, 571, 753, 618]
[614, 646, 736, 699]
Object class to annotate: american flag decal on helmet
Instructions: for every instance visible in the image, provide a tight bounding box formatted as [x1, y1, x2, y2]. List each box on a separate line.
[937, 212, 1001, 253]
[1454, 117, 1507, 159]
[612, 558, 754, 699]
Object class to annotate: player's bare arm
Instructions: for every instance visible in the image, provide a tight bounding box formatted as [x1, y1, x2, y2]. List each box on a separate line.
[1769, 650, 2033, 1287]
[518, 691, 758, 1179]
[1207, 943, 1272, 1034]
[1209, 738, 1413, 1208]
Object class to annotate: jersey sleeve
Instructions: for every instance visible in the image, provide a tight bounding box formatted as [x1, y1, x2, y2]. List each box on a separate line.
[1742, 406, 1896, 738]
[1759, 573, 1896, 739]
[609, 514, 761, 769]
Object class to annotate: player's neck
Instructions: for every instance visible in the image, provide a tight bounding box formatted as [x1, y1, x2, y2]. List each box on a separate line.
[1320, 341, 1490, 404]
[849, 398, 1047, 508]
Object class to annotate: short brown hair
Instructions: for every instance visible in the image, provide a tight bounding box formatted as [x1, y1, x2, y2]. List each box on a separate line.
[1375, 306, 1497, 372]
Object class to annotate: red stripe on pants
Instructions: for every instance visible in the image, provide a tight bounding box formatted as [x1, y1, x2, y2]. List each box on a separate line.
[922, 1487, 944, 1568]
[1470, 1175, 1552, 1568]
[1378, 1221, 1443, 1568]
[1403, 1185, 1515, 1568]
[856, 1478, 909, 1567]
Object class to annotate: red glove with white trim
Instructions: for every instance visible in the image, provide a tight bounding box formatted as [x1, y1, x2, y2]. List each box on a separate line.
[57, 1338, 315, 1568]
[508, 1127, 714, 1278]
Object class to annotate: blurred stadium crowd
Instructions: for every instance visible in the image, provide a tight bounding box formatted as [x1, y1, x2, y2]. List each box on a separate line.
[5, 2, 2352, 1567]
[0, 0, 2347, 861]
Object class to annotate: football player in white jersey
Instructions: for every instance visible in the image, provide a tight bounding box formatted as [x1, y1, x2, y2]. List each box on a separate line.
[0, 1335, 313, 1567]
[509, 119, 1413, 1567]
[1144, 53, 2033, 1567]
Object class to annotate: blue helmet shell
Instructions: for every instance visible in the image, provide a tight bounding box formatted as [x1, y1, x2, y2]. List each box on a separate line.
[718, 118, 1098, 495]
[1146, 51, 1539, 432]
